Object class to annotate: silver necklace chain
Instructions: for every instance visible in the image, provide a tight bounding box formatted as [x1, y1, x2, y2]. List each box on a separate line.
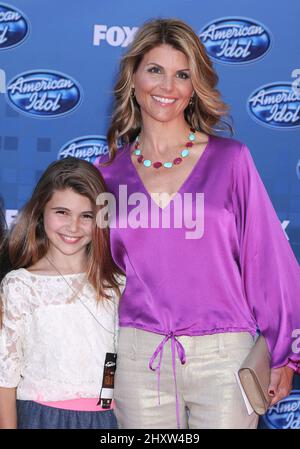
[45, 255, 117, 353]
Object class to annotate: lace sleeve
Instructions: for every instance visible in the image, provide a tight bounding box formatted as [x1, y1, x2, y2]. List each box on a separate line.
[0, 274, 27, 387]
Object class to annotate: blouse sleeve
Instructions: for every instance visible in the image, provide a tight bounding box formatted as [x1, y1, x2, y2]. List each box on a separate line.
[232, 143, 300, 374]
[0, 275, 26, 387]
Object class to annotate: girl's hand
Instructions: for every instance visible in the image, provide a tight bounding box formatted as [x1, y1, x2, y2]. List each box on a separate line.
[268, 366, 294, 407]
[0, 387, 17, 429]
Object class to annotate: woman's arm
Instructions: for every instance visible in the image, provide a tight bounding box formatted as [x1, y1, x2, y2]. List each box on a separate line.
[0, 387, 17, 429]
[232, 143, 300, 375]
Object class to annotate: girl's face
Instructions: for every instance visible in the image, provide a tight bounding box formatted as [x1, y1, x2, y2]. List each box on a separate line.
[132, 43, 193, 124]
[43, 188, 93, 261]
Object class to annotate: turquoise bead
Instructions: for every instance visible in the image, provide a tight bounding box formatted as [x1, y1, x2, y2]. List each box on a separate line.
[134, 149, 141, 155]
[189, 133, 196, 141]
[181, 149, 189, 158]
[143, 159, 152, 167]
[163, 162, 173, 168]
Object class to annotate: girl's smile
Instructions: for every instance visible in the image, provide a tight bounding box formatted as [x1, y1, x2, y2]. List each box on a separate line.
[58, 234, 84, 244]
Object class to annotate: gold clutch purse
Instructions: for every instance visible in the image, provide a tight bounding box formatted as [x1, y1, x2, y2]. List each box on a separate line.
[238, 335, 272, 415]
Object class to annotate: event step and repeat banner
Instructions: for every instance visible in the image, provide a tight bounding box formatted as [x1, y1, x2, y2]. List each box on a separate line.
[0, 0, 299, 429]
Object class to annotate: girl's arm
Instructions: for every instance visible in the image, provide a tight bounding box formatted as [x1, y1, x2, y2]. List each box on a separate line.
[0, 387, 17, 429]
[0, 274, 27, 429]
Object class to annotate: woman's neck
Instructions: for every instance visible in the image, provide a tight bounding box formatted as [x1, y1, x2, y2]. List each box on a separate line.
[139, 116, 191, 157]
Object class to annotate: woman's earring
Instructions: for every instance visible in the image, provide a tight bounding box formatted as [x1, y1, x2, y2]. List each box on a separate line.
[189, 92, 195, 106]
[131, 87, 135, 98]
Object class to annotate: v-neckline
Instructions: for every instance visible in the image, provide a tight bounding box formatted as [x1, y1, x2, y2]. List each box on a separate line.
[127, 133, 213, 210]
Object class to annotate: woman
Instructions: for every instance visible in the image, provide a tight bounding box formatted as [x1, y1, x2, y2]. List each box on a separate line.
[96, 18, 300, 429]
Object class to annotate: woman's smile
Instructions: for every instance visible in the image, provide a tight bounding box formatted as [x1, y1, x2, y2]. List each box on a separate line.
[151, 95, 177, 105]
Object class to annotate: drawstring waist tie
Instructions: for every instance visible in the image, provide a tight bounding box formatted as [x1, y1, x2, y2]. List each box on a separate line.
[149, 331, 186, 429]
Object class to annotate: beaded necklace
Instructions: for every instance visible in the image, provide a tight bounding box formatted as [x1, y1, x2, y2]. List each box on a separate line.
[132, 128, 196, 169]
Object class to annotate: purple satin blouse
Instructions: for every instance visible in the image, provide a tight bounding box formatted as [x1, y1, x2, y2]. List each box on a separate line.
[96, 134, 300, 374]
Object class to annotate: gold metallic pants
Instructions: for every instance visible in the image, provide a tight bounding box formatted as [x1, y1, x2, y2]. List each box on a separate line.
[114, 328, 259, 429]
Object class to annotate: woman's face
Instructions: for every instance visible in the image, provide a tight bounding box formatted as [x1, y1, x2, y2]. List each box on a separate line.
[132, 43, 193, 124]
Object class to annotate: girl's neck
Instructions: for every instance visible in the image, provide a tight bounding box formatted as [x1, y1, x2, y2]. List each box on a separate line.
[29, 250, 87, 276]
[46, 254, 87, 275]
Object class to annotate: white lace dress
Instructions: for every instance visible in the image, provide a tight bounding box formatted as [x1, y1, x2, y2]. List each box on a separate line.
[0, 268, 124, 401]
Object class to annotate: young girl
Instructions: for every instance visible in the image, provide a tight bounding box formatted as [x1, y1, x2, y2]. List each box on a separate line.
[0, 157, 125, 429]
[0, 200, 11, 282]
[0, 200, 5, 243]
[0, 202, 7, 281]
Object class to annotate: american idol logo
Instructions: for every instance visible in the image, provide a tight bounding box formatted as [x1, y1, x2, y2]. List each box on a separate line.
[6, 70, 83, 117]
[199, 17, 272, 64]
[261, 390, 300, 429]
[0, 3, 30, 50]
[247, 83, 300, 129]
[58, 136, 109, 164]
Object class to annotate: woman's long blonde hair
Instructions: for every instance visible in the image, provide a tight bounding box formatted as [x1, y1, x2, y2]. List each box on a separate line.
[106, 18, 233, 163]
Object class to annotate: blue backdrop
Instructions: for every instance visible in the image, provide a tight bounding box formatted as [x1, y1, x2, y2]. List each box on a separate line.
[0, 0, 299, 429]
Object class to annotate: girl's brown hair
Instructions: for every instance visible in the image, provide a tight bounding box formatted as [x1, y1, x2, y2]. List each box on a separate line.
[0, 201, 9, 282]
[106, 17, 233, 163]
[6, 157, 124, 301]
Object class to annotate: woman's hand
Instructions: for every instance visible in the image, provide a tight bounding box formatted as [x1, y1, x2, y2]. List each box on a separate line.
[268, 365, 294, 407]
